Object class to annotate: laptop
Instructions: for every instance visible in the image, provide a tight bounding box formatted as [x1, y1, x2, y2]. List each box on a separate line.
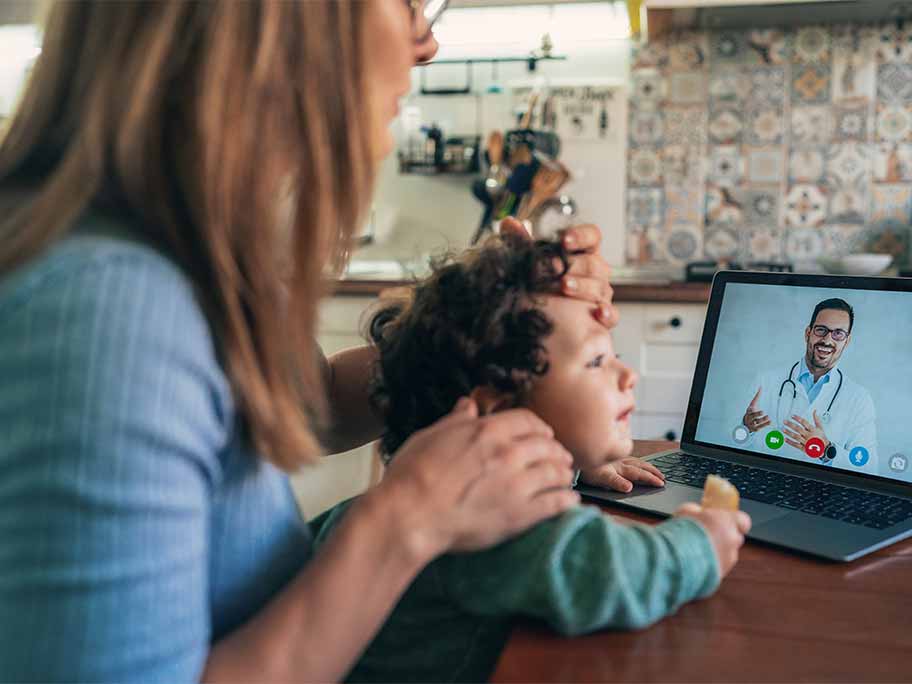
[578, 270, 912, 561]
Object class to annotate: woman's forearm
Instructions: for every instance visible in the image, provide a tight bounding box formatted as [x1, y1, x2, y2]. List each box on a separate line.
[321, 345, 384, 453]
[202, 485, 430, 683]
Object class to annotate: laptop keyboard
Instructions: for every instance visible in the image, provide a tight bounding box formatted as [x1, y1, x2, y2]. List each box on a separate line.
[651, 452, 912, 530]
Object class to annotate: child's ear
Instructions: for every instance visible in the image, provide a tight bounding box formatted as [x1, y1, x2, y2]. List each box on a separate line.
[469, 386, 515, 416]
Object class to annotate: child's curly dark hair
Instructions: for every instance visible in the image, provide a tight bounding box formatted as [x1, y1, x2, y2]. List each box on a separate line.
[367, 233, 571, 461]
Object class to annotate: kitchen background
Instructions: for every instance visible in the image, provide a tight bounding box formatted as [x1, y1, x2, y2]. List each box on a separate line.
[4, 2, 911, 273]
[3, 1, 911, 516]
[627, 21, 912, 269]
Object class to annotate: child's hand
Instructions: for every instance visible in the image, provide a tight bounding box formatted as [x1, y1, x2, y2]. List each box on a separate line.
[578, 458, 665, 493]
[674, 503, 752, 578]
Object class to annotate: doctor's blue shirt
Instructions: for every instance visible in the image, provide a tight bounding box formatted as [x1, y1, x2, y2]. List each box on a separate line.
[797, 358, 833, 406]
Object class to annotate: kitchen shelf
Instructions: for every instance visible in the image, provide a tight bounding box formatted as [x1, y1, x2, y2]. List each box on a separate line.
[418, 55, 567, 95]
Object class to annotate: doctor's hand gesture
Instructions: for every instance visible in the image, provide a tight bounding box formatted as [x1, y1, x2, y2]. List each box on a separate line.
[742, 387, 770, 433]
[783, 410, 829, 452]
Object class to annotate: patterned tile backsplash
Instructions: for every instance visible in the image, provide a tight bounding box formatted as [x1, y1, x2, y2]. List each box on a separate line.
[626, 23, 912, 266]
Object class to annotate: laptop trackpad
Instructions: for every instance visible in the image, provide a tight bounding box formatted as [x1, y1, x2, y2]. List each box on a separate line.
[580, 484, 790, 526]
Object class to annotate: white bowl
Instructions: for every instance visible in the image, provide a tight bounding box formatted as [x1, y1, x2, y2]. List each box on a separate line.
[840, 253, 892, 275]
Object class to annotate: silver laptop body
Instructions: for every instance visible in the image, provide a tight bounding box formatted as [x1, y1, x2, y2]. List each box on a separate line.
[578, 271, 912, 562]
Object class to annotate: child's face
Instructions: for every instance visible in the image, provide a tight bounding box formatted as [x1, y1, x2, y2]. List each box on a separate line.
[523, 296, 638, 471]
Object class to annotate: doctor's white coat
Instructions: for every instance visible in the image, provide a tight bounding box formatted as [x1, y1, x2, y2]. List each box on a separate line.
[736, 360, 878, 473]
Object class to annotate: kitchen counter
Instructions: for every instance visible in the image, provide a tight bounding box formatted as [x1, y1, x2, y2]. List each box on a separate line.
[331, 277, 711, 303]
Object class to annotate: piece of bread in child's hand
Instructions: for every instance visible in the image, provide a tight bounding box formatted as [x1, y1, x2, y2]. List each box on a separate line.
[701, 474, 740, 510]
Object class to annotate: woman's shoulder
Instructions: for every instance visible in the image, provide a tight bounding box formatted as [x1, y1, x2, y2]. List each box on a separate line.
[1, 213, 197, 315]
[0, 213, 235, 476]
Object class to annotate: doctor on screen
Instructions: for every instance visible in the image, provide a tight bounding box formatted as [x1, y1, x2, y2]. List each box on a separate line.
[732, 298, 878, 472]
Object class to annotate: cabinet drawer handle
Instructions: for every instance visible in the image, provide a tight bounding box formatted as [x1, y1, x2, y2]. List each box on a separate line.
[668, 316, 682, 329]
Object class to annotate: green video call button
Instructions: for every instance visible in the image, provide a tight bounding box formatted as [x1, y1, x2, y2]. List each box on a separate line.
[766, 430, 785, 450]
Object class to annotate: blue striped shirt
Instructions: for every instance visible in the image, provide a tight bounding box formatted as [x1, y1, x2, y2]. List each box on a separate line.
[0, 215, 312, 681]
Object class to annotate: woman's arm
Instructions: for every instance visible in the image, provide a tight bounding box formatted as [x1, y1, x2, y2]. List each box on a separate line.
[319, 344, 384, 454]
[206, 398, 580, 682]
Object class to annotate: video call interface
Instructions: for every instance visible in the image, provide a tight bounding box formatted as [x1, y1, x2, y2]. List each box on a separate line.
[694, 282, 912, 485]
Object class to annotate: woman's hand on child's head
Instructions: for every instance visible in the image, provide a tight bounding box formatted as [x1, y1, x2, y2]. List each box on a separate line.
[673, 503, 752, 578]
[376, 397, 580, 562]
[579, 458, 665, 493]
[499, 218, 618, 329]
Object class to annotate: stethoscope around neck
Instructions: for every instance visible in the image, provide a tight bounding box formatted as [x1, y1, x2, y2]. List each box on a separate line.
[777, 360, 843, 425]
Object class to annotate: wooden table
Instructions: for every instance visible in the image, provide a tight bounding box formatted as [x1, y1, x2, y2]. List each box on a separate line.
[492, 441, 912, 683]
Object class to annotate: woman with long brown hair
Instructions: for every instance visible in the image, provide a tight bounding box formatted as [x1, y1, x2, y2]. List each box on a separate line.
[0, 1, 618, 680]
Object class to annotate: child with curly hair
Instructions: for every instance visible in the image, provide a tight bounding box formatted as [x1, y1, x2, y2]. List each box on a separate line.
[311, 234, 751, 683]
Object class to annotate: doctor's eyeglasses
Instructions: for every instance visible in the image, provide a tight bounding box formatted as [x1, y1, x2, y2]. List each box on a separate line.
[811, 325, 849, 342]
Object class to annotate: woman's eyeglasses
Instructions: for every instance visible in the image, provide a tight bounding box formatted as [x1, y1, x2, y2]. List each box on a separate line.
[407, 0, 449, 44]
[811, 325, 849, 342]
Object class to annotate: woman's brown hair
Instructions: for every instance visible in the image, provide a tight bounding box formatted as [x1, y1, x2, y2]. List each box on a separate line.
[0, 0, 374, 469]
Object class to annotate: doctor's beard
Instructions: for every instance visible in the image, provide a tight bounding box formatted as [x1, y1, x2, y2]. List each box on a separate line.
[808, 341, 840, 370]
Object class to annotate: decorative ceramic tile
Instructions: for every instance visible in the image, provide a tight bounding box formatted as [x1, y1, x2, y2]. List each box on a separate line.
[632, 42, 670, 70]
[822, 224, 866, 256]
[833, 53, 876, 103]
[862, 220, 910, 264]
[789, 148, 826, 183]
[626, 225, 666, 264]
[745, 29, 789, 65]
[784, 184, 828, 228]
[827, 186, 868, 225]
[709, 145, 744, 188]
[748, 66, 786, 104]
[664, 107, 707, 146]
[747, 107, 785, 145]
[711, 31, 748, 64]
[793, 26, 832, 64]
[873, 143, 912, 182]
[876, 104, 912, 142]
[669, 72, 707, 105]
[746, 147, 785, 184]
[625, 23, 909, 265]
[746, 187, 780, 226]
[870, 184, 912, 224]
[833, 103, 869, 142]
[825, 143, 871, 186]
[745, 227, 784, 261]
[833, 24, 878, 59]
[631, 69, 666, 110]
[629, 109, 664, 146]
[708, 107, 744, 144]
[629, 147, 664, 186]
[785, 228, 825, 261]
[627, 188, 664, 228]
[877, 64, 912, 104]
[709, 68, 749, 102]
[875, 23, 912, 64]
[663, 224, 703, 263]
[661, 145, 702, 185]
[705, 184, 745, 226]
[826, 144, 870, 225]
[826, 143, 871, 225]
[790, 106, 833, 144]
[792, 64, 831, 104]
[669, 32, 709, 71]
[665, 185, 702, 227]
[704, 227, 743, 260]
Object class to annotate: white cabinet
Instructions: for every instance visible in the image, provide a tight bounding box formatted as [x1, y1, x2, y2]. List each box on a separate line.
[614, 302, 706, 442]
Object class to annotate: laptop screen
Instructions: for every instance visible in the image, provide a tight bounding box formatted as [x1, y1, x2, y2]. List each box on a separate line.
[691, 277, 912, 485]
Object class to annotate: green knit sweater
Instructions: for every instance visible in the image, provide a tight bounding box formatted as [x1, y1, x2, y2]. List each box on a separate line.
[310, 501, 719, 682]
